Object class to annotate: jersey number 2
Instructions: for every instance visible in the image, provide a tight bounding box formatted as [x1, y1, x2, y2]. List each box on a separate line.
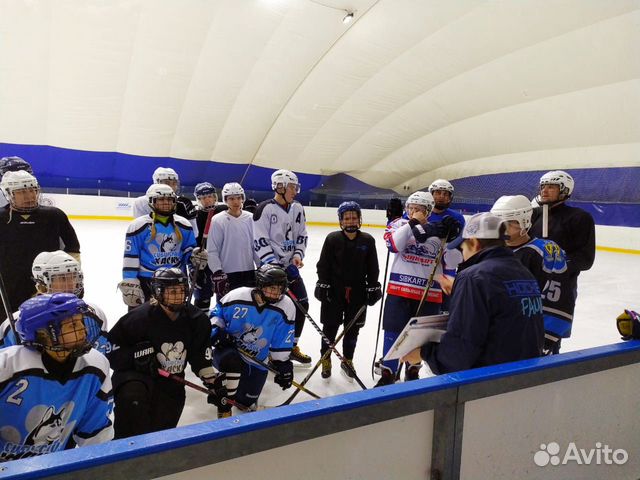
[6, 379, 29, 406]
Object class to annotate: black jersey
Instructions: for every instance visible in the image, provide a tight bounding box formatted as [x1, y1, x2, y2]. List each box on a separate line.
[106, 303, 213, 398]
[316, 230, 379, 304]
[0, 206, 80, 317]
[194, 205, 228, 247]
[530, 203, 595, 274]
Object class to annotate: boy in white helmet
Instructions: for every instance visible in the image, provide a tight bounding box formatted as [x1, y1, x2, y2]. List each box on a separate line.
[375, 190, 461, 386]
[132, 167, 198, 235]
[0, 171, 80, 322]
[253, 169, 311, 364]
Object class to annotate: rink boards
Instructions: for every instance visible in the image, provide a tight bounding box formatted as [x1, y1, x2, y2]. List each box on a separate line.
[2, 341, 640, 480]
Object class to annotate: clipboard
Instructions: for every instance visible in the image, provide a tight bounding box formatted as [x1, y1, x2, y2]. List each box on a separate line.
[382, 314, 449, 361]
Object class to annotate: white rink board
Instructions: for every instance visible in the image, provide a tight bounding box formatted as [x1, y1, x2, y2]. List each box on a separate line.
[156, 411, 434, 480]
[460, 363, 640, 480]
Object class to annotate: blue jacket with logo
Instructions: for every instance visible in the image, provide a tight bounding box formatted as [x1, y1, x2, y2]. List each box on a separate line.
[422, 246, 544, 374]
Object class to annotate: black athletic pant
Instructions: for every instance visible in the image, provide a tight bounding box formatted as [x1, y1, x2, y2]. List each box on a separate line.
[113, 378, 185, 439]
[320, 297, 366, 360]
[287, 275, 309, 343]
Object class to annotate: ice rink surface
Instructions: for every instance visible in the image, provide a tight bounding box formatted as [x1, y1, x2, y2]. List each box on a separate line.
[75, 218, 639, 425]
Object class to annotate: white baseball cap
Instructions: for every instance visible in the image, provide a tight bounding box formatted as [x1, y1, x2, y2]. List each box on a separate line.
[447, 212, 506, 249]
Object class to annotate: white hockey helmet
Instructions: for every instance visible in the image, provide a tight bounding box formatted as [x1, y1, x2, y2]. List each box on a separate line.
[222, 182, 245, 203]
[32, 250, 84, 297]
[539, 170, 574, 199]
[0, 170, 40, 211]
[271, 169, 300, 193]
[146, 183, 177, 213]
[405, 191, 435, 213]
[490, 195, 533, 232]
[152, 167, 179, 184]
[428, 179, 454, 197]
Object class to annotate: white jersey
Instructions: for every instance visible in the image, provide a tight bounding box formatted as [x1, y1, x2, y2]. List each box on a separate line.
[206, 210, 257, 274]
[253, 199, 308, 266]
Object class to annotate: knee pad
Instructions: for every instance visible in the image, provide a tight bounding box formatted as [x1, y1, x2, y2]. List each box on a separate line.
[217, 349, 243, 373]
[115, 380, 151, 408]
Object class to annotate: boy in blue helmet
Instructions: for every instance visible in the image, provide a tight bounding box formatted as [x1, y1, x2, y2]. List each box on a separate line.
[0, 293, 113, 461]
[315, 201, 381, 380]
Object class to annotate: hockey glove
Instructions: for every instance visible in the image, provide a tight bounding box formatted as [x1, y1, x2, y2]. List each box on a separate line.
[285, 263, 301, 280]
[409, 219, 441, 243]
[441, 215, 463, 243]
[211, 327, 237, 350]
[212, 270, 230, 298]
[204, 373, 229, 408]
[133, 341, 159, 377]
[366, 282, 383, 306]
[272, 359, 294, 390]
[190, 247, 209, 270]
[542, 334, 561, 356]
[314, 283, 332, 303]
[386, 197, 404, 223]
[118, 279, 145, 307]
[616, 310, 640, 340]
[176, 196, 197, 219]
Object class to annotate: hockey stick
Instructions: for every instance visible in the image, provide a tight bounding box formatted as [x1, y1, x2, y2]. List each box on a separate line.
[287, 290, 368, 390]
[414, 235, 448, 316]
[0, 268, 20, 345]
[156, 368, 249, 412]
[280, 304, 367, 407]
[187, 208, 216, 304]
[233, 346, 322, 400]
[371, 249, 390, 380]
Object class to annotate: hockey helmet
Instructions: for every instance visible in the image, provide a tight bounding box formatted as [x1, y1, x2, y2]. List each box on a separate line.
[0, 156, 33, 179]
[151, 267, 189, 311]
[271, 169, 300, 193]
[222, 182, 246, 203]
[255, 264, 288, 303]
[0, 170, 40, 212]
[32, 250, 84, 298]
[147, 183, 177, 215]
[539, 170, 574, 200]
[490, 195, 533, 232]
[405, 191, 435, 214]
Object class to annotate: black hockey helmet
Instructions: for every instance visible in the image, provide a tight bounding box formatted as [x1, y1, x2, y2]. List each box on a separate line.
[0, 156, 33, 180]
[151, 267, 188, 311]
[255, 264, 288, 303]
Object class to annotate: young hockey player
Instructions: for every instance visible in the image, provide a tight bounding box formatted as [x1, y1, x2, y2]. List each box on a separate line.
[207, 182, 257, 302]
[427, 179, 465, 230]
[491, 195, 572, 354]
[253, 169, 311, 365]
[209, 264, 295, 416]
[107, 267, 223, 438]
[0, 171, 81, 321]
[118, 184, 201, 308]
[375, 191, 461, 387]
[132, 167, 198, 235]
[315, 202, 381, 380]
[0, 293, 113, 461]
[0, 156, 33, 209]
[191, 182, 227, 311]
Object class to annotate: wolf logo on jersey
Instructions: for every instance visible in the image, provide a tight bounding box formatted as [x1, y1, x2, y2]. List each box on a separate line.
[25, 406, 67, 446]
[147, 234, 182, 267]
[158, 341, 186, 374]
[238, 325, 269, 356]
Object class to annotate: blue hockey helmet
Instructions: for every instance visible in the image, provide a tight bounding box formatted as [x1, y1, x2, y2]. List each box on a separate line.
[16, 293, 101, 357]
[194, 182, 217, 198]
[337, 201, 361, 220]
[0, 156, 33, 179]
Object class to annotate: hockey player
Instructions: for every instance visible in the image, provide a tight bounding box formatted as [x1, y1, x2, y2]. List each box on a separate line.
[402, 213, 544, 373]
[0, 171, 81, 321]
[375, 191, 460, 386]
[253, 169, 311, 365]
[315, 202, 381, 380]
[107, 267, 222, 438]
[428, 179, 465, 230]
[191, 182, 228, 311]
[207, 182, 257, 302]
[132, 167, 198, 235]
[0, 251, 109, 354]
[491, 195, 572, 354]
[0, 156, 33, 209]
[209, 264, 295, 416]
[0, 293, 113, 461]
[118, 184, 201, 308]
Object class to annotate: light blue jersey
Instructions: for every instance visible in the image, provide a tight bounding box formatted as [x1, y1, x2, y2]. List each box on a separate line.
[123, 214, 196, 279]
[0, 347, 113, 461]
[210, 287, 295, 369]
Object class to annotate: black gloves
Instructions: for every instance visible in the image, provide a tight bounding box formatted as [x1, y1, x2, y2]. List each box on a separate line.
[204, 373, 229, 408]
[617, 310, 640, 340]
[440, 215, 462, 243]
[314, 283, 332, 303]
[212, 270, 230, 298]
[410, 216, 462, 243]
[366, 282, 382, 306]
[211, 328, 236, 350]
[386, 197, 404, 223]
[272, 359, 293, 390]
[542, 335, 561, 356]
[133, 341, 159, 377]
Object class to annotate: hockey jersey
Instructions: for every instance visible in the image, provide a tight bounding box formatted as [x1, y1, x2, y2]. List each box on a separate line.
[132, 195, 199, 236]
[0, 347, 113, 461]
[253, 200, 308, 266]
[512, 237, 575, 339]
[210, 287, 295, 369]
[207, 210, 257, 274]
[384, 215, 462, 303]
[123, 214, 196, 280]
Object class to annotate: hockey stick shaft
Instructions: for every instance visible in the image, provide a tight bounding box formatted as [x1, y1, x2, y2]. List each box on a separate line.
[414, 235, 448, 316]
[287, 290, 368, 390]
[156, 368, 248, 411]
[234, 347, 322, 400]
[371, 249, 390, 380]
[0, 267, 20, 345]
[282, 304, 367, 406]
